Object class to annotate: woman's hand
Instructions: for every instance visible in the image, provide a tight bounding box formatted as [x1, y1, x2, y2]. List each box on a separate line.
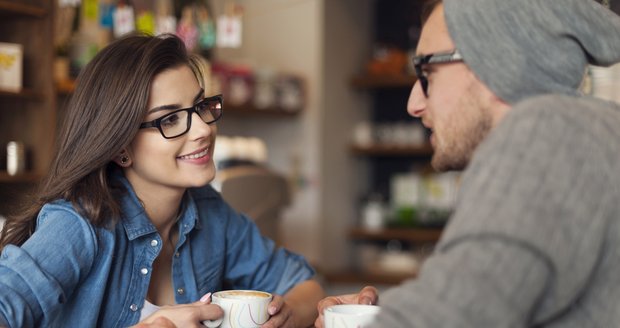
[263, 279, 325, 327]
[132, 316, 177, 328]
[261, 294, 296, 328]
[136, 294, 224, 328]
[314, 286, 379, 328]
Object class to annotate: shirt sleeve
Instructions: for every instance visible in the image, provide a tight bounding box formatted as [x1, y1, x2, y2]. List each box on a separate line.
[0, 204, 98, 327]
[222, 208, 315, 295]
[374, 101, 614, 327]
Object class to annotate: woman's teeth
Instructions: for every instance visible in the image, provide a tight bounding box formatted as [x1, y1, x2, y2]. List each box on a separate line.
[180, 148, 209, 159]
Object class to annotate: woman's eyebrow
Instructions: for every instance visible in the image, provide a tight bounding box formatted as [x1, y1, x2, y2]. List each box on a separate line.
[147, 89, 205, 114]
[193, 88, 205, 102]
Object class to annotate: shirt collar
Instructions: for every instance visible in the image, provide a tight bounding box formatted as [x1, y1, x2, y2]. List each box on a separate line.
[113, 171, 201, 240]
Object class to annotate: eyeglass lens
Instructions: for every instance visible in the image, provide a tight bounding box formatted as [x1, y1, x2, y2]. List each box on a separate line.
[414, 64, 429, 97]
[160, 98, 222, 138]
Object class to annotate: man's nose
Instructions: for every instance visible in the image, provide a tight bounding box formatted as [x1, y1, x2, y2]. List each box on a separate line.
[407, 81, 426, 118]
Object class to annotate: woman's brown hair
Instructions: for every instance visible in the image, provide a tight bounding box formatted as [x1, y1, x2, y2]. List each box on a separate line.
[0, 34, 199, 249]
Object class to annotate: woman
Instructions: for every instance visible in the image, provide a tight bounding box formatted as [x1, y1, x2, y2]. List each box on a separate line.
[0, 34, 323, 327]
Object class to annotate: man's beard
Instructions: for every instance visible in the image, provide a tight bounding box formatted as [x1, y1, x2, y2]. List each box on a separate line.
[431, 85, 493, 172]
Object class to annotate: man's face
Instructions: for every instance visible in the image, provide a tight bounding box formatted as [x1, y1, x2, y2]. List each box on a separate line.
[408, 4, 503, 171]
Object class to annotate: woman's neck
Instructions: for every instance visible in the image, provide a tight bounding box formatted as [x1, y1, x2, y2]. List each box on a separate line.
[127, 180, 185, 241]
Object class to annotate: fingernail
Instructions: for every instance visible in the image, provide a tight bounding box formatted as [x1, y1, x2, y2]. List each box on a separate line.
[269, 306, 277, 314]
[200, 292, 212, 303]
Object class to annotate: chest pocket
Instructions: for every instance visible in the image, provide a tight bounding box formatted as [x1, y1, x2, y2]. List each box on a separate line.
[194, 245, 226, 294]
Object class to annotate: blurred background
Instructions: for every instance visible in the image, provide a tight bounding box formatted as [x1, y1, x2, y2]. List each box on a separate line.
[0, 0, 618, 295]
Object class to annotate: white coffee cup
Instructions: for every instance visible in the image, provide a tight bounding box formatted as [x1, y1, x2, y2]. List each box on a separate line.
[324, 304, 381, 328]
[203, 290, 272, 328]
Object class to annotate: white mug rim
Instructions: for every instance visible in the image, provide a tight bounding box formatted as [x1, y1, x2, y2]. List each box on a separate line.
[212, 289, 272, 300]
[325, 304, 381, 315]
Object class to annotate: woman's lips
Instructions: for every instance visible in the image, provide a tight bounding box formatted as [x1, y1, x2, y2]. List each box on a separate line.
[178, 147, 212, 164]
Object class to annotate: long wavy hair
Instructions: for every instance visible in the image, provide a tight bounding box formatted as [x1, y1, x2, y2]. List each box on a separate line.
[0, 34, 204, 250]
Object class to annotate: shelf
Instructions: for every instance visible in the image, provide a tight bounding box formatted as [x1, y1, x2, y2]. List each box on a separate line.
[322, 270, 416, 285]
[226, 104, 300, 117]
[351, 74, 417, 89]
[0, 1, 47, 18]
[350, 144, 433, 157]
[56, 80, 299, 116]
[0, 172, 41, 183]
[349, 227, 443, 244]
[0, 88, 43, 100]
[56, 79, 76, 96]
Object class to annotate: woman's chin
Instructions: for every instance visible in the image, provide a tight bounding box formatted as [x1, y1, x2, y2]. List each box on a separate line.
[185, 167, 216, 188]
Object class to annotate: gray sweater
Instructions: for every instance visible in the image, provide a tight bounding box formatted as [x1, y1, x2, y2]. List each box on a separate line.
[375, 94, 620, 327]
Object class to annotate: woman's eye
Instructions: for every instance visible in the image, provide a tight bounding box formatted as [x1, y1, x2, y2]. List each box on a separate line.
[161, 113, 181, 127]
[197, 100, 211, 113]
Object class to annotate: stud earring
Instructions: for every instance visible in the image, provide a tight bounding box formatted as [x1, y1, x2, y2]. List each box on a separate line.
[120, 156, 129, 165]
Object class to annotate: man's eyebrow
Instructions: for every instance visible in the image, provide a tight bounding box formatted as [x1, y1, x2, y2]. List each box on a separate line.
[147, 89, 205, 114]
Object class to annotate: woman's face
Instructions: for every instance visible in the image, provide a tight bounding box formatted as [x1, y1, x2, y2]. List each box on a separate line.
[124, 64, 218, 195]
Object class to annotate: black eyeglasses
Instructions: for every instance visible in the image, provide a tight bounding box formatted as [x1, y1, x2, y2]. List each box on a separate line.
[139, 94, 223, 139]
[413, 50, 464, 97]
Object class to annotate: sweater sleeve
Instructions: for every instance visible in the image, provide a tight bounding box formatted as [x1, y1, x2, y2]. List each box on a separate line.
[374, 98, 614, 327]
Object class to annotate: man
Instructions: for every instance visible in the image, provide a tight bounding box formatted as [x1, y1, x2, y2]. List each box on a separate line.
[317, 0, 620, 326]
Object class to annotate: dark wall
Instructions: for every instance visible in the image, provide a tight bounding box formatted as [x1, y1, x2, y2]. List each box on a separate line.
[374, 0, 424, 50]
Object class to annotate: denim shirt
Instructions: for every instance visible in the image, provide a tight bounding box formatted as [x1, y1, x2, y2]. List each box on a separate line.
[0, 175, 315, 328]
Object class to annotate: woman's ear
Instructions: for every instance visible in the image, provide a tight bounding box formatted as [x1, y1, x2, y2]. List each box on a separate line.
[113, 150, 132, 167]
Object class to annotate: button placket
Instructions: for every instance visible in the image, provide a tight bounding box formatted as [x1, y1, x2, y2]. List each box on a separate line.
[133, 235, 160, 318]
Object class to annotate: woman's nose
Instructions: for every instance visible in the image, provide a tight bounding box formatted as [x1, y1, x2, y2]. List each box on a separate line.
[407, 81, 426, 118]
[187, 112, 215, 139]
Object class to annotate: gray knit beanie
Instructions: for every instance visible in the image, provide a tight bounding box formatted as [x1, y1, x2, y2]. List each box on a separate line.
[443, 0, 620, 104]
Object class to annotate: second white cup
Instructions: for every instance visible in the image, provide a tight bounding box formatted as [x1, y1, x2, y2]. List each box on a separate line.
[324, 304, 381, 328]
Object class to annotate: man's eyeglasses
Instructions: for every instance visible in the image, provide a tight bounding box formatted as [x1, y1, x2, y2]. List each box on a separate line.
[413, 50, 464, 97]
[139, 94, 223, 139]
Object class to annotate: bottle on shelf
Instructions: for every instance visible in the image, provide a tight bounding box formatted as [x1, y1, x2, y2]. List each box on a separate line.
[361, 193, 386, 231]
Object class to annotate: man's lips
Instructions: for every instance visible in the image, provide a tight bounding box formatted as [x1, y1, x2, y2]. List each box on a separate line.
[421, 119, 433, 130]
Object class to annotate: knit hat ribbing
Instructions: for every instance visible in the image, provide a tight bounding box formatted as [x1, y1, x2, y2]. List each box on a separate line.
[443, 0, 620, 104]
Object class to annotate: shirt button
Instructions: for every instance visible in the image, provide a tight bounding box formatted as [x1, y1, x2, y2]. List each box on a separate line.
[150, 239, 159, 247]
[177, 288, 185, 295]
[140, 268, 149, 275]
[175, 252, 180, 258]
[130, 304, 138, 312]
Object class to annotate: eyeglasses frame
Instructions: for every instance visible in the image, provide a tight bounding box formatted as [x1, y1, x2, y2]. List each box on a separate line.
[139, 94, 223, 139]
[413, 50, 464, 97]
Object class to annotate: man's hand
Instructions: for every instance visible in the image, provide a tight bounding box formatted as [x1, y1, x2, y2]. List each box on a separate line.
[314, 286, 379, 328]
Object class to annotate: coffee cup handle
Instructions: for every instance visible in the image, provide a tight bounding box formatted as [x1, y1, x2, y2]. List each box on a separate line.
[202, 318, 223, 328]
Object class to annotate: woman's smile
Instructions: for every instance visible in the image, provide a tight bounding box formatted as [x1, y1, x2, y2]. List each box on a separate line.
[177, 146, 212, 164]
